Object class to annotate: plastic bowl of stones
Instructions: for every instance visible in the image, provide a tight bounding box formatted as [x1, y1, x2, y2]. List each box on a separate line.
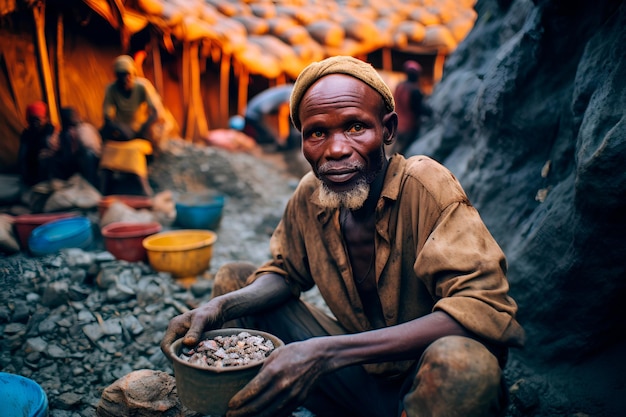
[142, 229, 217, 280]
[164, 328, 284, 416]
[13, 212, 79, 250]
[98, 194, 153, 217]
[28, 216, 93, 256]
[101, 221, 162, 262]
[174, 192, 225, 230]
[0, 372, 49, 417]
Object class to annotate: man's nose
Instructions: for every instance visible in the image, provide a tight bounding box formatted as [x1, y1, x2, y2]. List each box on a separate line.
[326, 131, 351, 158]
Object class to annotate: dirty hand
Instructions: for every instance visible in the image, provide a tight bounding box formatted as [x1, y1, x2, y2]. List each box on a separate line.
[226, 339, 326, 417]
[160, 300, 224, 355]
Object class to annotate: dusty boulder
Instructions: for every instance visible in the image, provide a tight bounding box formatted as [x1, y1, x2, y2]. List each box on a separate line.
[96, 369, 197, 417]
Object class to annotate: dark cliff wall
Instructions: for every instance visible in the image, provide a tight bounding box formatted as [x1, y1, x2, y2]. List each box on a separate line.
[410, 0, 625, 364]
[410, 3, 626, 414]
[408, 0, 626, 416]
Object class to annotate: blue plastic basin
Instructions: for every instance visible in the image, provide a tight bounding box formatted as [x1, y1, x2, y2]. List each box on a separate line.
[175, 193, 225, 230]
[0, 372, 49, 417]
[28, 216, 93, 256]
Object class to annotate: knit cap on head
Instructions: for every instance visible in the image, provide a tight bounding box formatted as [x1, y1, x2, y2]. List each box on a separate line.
[289, 56, 395, 130]
[25, 101, 48, 120]
[113, 55, 137, 75]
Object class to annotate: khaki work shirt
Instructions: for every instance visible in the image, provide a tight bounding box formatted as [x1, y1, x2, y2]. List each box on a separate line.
[252, 155, 525, 375]
[103, 79, 155, 133]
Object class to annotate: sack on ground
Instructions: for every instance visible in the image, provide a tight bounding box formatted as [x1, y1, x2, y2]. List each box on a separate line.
[43, 175, 102, 212]
[0, 214, 19, 254]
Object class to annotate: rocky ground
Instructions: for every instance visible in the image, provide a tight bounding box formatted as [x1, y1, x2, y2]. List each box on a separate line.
[0, 139, 592, 416]
[0, 139, 320, 417]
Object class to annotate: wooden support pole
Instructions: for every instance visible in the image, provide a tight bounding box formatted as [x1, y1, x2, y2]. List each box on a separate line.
[33, 2, 59, 127]
[237, 67, 249, 116]
[182, 42, 192, 140]
[433, 52, 446, 84]
[190, 41, 208, 139]
[56, 12, 65, 108]
[151, 31, 164, 96]
[219, 51, 231, 127]
[382, 47, 392, 72]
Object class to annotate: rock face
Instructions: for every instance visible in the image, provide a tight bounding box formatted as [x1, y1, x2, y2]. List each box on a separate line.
[408, 0, 626, 414]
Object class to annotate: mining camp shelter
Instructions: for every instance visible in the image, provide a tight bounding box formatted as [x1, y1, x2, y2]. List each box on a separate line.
[0, 0, 477, 171]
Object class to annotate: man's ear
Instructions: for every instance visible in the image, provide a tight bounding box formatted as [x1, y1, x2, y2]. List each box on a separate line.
[382, 112, 398, 146]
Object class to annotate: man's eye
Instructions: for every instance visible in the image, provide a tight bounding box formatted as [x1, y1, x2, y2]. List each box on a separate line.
[348, 123, 364, 133]
[312, 131, 324, 138]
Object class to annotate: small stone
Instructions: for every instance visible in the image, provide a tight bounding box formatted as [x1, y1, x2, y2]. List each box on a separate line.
[47, 344, 67, 359]
[25, 336, 48, 353]
[4, 322, 26, 334]
[55, 392, 82, 410]
[82, 323, 104, 343]
[41, 281, 69, 308]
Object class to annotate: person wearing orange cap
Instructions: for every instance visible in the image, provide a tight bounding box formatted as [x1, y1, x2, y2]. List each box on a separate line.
[17, 101, 59, 187]
[392, 60, 429, 154]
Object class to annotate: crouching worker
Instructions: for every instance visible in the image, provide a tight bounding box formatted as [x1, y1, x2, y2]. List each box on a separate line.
[99, 55, 156, 196]
[56, 107, 102, 189]
[161, 56, 525, 417]
[18, 101, 59, 188]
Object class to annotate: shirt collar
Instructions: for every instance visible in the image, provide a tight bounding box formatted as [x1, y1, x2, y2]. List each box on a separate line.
[380, 154, 406, 202]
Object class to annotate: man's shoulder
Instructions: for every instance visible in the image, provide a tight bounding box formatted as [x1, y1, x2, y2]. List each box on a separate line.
[131, 79, 152, 93]
[402, 155, 469, 204]
[402, 155, 446, 175]
[104, 81, 116, 92]
[292, 171, 319, 195]
[134, 77, 153, 90]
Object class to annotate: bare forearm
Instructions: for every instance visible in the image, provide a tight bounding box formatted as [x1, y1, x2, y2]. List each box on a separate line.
[216, 273, 293, 323]
[309, 311, 472, 371]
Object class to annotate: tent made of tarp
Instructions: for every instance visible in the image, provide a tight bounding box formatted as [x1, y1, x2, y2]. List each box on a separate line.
[0, 0, 477, 171]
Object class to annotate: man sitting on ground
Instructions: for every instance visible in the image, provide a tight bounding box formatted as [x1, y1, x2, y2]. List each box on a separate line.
[162, 56, 525, 417]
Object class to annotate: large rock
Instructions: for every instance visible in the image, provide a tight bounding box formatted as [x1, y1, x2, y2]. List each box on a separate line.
[96, 369, 197, 417]
[408, 0, 625, 413]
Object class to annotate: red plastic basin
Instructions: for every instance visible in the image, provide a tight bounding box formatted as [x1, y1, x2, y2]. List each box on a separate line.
[98, 195, 153, 218]
[13, 212, 79, 250]
[101, 221, 162, 262]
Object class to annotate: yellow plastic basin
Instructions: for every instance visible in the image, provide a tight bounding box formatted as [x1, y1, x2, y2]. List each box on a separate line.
[142, 230, 217, 280]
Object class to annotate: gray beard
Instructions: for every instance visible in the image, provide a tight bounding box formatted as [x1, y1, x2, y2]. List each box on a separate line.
[317, 178, 370, 210]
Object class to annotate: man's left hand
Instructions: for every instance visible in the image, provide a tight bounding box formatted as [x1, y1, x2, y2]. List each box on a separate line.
[226, 339, 326, 417]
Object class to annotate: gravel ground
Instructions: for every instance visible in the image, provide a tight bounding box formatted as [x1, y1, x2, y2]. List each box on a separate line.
[0, 140, 321, 416]
[0, 139, 551, 417]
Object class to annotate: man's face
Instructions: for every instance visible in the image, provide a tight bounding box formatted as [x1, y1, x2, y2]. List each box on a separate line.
[27, 115, 46, 131]
[115, 71, 134, 91]
[299, 74, 393, 209]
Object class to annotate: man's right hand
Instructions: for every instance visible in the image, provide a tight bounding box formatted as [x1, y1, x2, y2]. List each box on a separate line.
[160, 299, 225, 355]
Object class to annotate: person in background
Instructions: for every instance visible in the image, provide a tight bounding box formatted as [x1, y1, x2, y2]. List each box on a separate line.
[100, 55, 158, 143]
[243, 84, 300, 150]
[17, 101, 59, 187]
[392, 60, 428, 154]
[162, 56, 524, 417]
[55, 107, 102, 189]
[99, 55, 158, 197]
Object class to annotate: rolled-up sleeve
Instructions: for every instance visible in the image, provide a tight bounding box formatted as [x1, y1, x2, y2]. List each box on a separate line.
[416, 201, 525, 347]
